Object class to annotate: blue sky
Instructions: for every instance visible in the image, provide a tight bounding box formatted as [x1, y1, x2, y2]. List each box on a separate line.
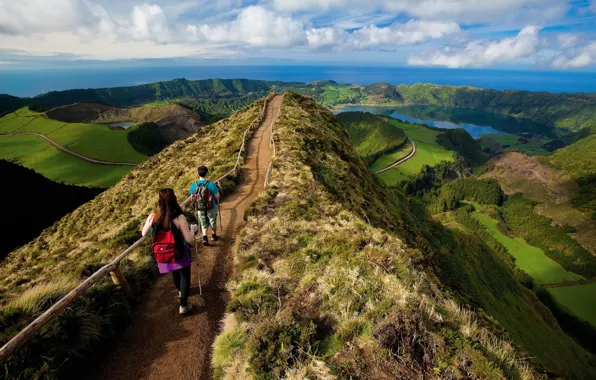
[0, 0, 595, 69]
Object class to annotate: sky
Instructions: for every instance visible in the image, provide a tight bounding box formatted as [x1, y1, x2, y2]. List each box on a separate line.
[0, 0, 595, 70]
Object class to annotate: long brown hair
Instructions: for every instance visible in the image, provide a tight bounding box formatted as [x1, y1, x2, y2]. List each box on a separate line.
[153, 188, 183, 231]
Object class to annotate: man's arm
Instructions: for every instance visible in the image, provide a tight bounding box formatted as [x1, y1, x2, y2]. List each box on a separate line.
[210, 182, 221, 202]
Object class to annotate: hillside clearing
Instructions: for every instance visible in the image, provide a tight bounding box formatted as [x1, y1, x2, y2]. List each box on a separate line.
[472, 211, 584, 284]
[377, 120, 454, 185]
[0, 134, 133, 187]
[548, 283, 596, 328]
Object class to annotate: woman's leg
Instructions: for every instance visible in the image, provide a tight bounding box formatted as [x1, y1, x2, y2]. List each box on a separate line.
[172, 269, 181, 291]
[179, 265, 191, 307]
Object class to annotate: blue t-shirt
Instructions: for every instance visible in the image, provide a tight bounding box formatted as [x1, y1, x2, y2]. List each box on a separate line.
[189, 179, 219, 209]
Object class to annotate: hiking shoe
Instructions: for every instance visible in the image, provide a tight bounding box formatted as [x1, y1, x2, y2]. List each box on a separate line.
[202, 237, 210, 246]
[179, 305, 193, 315]
[212, 233, 218, 241]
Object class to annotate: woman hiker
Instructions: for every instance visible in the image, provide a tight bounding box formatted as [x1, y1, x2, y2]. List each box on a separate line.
[142, 188, 199, 315]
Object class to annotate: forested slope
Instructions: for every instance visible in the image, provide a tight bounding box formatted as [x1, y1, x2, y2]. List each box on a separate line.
[4, 79, 595, 136]
[337, 111, 407, 166]
[540, 134, 596, 219]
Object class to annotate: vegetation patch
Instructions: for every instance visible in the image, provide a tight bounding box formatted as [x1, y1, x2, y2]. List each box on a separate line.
[336, 111, 407, 166]
[213, 92, 593, 379]
[376, 118, 454, 185]
[547, 283, 596, 328]
[0, 98, 267, 378]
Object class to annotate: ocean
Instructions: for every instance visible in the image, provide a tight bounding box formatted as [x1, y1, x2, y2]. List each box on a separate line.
[1, 66, 595, 98]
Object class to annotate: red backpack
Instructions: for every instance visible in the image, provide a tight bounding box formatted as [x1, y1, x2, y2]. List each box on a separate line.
[151, 225, 179, 263]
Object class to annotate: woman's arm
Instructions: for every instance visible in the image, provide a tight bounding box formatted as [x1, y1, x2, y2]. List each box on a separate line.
[174, 214, 195, 244]
[141, 213, 154, 237]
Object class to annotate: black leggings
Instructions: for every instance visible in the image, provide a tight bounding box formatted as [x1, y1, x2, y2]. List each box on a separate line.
[171, 265, 191, 306]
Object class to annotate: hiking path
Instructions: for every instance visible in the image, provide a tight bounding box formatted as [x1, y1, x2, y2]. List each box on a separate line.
[91, 94, 283, 380]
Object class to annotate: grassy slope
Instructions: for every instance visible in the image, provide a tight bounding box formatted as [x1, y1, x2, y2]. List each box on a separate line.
[479, 133, 551, 156]
[336, 111, 407, 166]
[215, 93, 538, 379]
[472, 212, 584, 284]
[369, 142, 413, 172]
[548, 283, 596, 327]
[0, 108, 147, 163]
[213, 93, 596, 379]
[378, 119, 454, 185]
[0, 99, 266, 378]
[0, 134, 132, 187]
[540, 134, 596, 218]
[32, 78, 282, 108]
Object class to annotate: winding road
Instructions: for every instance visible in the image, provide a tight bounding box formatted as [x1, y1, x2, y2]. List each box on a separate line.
[90, 95, 283, 380]
[374, 137, 417, 174]
[0, 131, 138, 166]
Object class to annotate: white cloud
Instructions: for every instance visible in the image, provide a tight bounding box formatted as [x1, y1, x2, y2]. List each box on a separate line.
[552, 42, 596, 69]
[270, 0, 567, 24]
[0, 0, 107, 35]
[408, 26, 541, 68]
[128, 4, 172, 43]
[306, 28, 348, 50]
[348, 20, 461, 49]
[194, 6, 306, 47]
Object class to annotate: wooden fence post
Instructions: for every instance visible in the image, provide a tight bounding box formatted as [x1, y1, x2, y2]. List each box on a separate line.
[110, 267, 134, 300]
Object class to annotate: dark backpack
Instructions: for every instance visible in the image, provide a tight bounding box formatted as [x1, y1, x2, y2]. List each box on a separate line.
[151, 224, 179, 263]
[192, 181, 214, 212]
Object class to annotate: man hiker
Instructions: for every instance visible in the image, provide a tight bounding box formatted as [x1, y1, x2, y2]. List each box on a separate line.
[190, 165, 221, 246]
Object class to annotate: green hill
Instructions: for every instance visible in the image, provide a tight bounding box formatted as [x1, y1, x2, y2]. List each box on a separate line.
[436, 128, 489, 166]
[2, 93, 596, 379]
[540, 134, 596, 219]
[376, 117, 454, 185]
[336, 111, 407, 166]
[5, 79, 596, 137]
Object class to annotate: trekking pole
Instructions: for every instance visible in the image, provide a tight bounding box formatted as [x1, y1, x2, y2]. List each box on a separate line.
[193, 232, 203, 296]
[218, 204, 223, 233]
[192, 222, 203, 298]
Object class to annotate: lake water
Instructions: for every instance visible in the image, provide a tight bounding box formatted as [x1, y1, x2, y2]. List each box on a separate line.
[1, 66, 595, 97]
[337, 105, 555, 139]
[103, 121, 135, 129]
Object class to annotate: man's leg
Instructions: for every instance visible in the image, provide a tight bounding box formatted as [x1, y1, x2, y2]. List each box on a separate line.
[198, 210, 210, 245]
[208, 207, 218, 240]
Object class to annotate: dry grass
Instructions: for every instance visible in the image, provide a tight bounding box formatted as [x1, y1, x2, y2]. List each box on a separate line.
[214, 93, 541, 379]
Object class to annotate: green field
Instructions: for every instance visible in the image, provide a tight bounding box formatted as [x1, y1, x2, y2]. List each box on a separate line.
[0, 134, 133, 187]
[479, 133, 551, 156]
[472, 211, 584, 284]
[0, 108, 147, 163]
[377, 120, 454, 185]
[369, 142, 413, 172]
[548, 283, 596, 327]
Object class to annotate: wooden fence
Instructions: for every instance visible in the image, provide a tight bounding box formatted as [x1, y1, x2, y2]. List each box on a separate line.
[0, 93, 276, 362]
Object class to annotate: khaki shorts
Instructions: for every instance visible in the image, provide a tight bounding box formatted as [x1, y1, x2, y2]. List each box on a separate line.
[198, 207, 217, 230]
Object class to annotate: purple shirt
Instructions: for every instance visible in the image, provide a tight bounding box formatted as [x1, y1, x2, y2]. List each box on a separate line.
[157, 244, 192, 274]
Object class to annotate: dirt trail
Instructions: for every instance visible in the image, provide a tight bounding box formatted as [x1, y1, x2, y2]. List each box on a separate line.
[90, 95, 282, 380]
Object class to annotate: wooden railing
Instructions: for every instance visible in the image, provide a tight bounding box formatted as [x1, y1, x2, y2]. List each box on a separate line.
[0, 93, 276, 362]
